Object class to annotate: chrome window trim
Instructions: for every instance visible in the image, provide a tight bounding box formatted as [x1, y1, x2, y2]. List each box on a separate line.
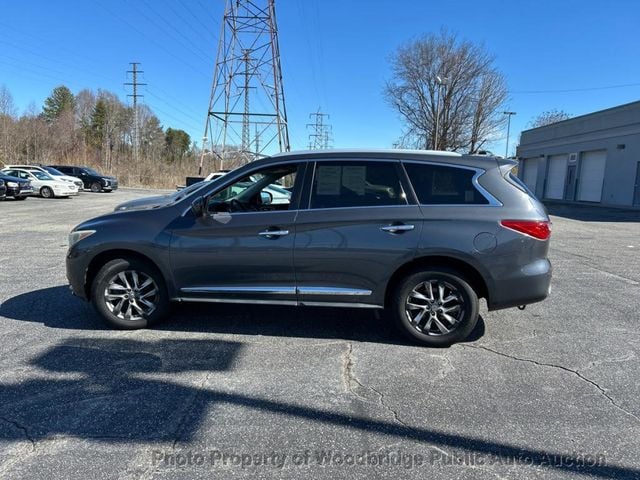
[401, 159, 503, 207]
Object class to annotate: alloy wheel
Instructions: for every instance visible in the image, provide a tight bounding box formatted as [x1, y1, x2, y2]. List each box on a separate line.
[104, 270, 159, 321]
[405, 279, 465, 336]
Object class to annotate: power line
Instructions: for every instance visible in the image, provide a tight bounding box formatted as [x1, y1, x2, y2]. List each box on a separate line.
[94, 0, 209, 80]
[511, 82, 640, 94]
[171, 0, 218, 43]
[135, 0, 213, 64]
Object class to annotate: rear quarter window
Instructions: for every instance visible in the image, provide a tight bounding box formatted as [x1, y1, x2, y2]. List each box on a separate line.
[404, 163, 489, 205]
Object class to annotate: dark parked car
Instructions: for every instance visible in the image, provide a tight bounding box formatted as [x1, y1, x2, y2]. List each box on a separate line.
[49, 165, 118, 192]
[0, 172, 34, 200]
[0, 179, 5, 200]
[66, 150, 552, 346]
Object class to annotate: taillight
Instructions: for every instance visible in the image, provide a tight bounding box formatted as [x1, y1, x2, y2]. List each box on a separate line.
[500, 220, 551, 240]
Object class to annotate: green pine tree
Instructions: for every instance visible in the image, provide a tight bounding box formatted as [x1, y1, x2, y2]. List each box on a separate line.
[42, 85, 75, 123]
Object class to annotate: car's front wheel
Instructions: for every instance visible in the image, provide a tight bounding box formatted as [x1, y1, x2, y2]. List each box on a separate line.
[91, 257, 170, 329]
[391, 268, 479, 347]
[40, 187, 54, 198]
[90, 182, 102, 192]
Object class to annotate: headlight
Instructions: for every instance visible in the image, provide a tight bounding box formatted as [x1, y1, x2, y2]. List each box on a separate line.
[68, 230, 96, 247]
[6, 182, 18, 187]
[102, 178, 110, 185]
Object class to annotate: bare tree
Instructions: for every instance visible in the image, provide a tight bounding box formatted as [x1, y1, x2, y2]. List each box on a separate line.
[0, 84, 202, 188]
[529, 109, 571, 128]
[384, 30, 508, 153]
[0, 84, 17, 165]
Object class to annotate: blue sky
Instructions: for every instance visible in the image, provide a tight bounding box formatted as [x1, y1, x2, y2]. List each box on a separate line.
[1, 0, 640, 156]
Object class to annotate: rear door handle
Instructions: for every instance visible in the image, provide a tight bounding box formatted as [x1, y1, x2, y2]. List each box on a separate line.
[258, 229, 290, 238]
[381, 224, 415, 234]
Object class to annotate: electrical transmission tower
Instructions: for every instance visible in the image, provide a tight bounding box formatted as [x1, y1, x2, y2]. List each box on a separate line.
[199, 0, 290, 174]
[307, 109, 332, 150]
[125, 62, 147, 166]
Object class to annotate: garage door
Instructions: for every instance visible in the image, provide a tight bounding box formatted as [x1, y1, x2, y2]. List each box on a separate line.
[578, 150, 606, 202]
[545, 155, 568, 200]
[522, 158, 538, 192]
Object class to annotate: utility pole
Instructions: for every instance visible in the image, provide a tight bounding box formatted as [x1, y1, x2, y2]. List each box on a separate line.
[434, 75, 447, 151]
[307, 109, 332, 149]
[125, 62, 147, 168]
[503, 111, 516, 158]
[200, 0, 290, 173]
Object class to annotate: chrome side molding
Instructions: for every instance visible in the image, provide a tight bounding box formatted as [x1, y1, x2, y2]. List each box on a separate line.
[181, 286, 372, 296]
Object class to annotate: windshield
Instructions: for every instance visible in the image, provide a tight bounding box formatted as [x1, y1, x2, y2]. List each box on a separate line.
[30, 171, 53, 181]
[83, 167, 101, 176]
[42, 166, 64, 176]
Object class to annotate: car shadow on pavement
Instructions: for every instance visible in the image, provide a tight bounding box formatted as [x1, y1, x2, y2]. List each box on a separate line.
[0, 285, 485, 346]
[0, 335, 635, 479]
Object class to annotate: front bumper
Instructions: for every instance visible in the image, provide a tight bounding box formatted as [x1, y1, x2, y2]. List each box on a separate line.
[7, 186, 33, 197]
[66, 246, 90, 300]
[55, 189, 78, 196]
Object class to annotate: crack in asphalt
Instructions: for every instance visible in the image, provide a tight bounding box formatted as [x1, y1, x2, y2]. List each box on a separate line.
[0, 416, 36, 452]
[466, 344, 640, 424]
[342, 343, 407, 426]
[551, 248, 640, 285]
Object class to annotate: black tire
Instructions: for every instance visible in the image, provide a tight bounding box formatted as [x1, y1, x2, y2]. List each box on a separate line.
[391, 268, 479, 347]
[40, 186, 54, 198]
[91, 257, 170, 329]
[90, 182, 102, 193]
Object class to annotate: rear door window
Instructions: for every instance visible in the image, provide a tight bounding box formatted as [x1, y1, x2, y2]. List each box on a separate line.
[309, 161, 407, 209]
[404, 163, 489, 205]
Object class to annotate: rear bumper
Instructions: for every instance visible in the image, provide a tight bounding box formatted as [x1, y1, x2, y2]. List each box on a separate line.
[487, 258, 552, 310]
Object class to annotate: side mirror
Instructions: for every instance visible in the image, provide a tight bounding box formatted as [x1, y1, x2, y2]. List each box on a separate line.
[191, 196, 205, 217]
[260, 190, 273, 205]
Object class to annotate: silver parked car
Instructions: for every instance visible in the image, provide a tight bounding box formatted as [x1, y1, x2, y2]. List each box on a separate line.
[66, 149, 552, 346]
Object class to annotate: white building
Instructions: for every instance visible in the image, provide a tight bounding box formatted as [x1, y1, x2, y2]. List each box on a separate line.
[517, 101, 640, 208]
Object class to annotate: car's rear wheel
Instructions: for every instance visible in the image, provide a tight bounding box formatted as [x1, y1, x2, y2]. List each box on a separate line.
[391, 268, 479, 347]
[91, 258, 170, 329]
[90, 182, 102, 192]
[40, 186, 54, 198]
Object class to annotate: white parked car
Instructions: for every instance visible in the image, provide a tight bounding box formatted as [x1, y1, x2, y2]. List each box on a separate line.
[4, 164, 84, 190]
[0, 168, 78, 198]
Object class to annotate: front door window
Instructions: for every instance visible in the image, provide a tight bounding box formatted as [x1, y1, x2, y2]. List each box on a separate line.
[207, 164, 298, 213]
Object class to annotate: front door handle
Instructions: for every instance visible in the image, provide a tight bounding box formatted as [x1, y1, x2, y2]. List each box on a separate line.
[381, 224, 415, 234]
[258, 228, 290, 239]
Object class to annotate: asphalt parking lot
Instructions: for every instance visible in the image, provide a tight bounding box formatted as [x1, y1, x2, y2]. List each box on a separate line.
[0, 191, 639, 479]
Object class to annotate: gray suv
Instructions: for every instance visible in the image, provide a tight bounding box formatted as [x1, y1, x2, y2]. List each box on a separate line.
[66, 150, 552, 346]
